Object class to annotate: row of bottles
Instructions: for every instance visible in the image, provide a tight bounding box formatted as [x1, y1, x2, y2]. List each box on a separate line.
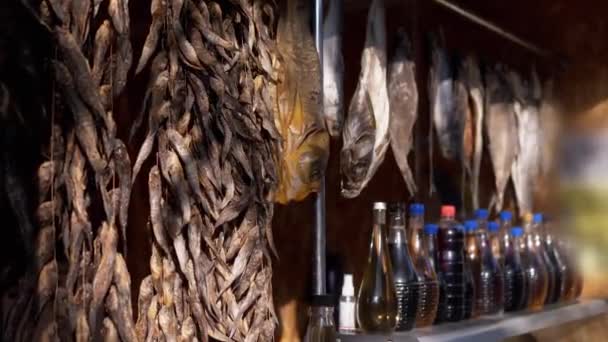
[331, 203, 584, 336]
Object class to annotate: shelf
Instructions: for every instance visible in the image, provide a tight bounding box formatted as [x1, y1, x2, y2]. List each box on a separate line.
[338, 299, 608, 342]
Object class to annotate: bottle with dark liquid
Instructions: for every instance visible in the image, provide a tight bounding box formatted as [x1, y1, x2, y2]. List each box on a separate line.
[408, 204, 439, 327]
[522, 215, 549, 311]
[544, 219, 568, 303]
[496, 211, 513, 265]
[435, 205, 465, 322]
[532, 214, 557, 305]
[462, 222, 478, 319]
[387, 203, 418, 331]
[357, 202, 397, 332]
[475, 210, 504, 315]
[504, 227, 528, 311]
[424, 224, 439, 274]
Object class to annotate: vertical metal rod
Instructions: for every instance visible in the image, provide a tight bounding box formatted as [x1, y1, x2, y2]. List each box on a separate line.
[313, 0, 326, 296]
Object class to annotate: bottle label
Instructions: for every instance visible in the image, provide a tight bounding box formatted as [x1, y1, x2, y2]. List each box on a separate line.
[339, 302, 356, 331]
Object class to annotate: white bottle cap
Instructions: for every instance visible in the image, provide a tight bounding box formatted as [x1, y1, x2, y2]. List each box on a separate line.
[373, 202, 387, 210]
[341, 274, 355, 297]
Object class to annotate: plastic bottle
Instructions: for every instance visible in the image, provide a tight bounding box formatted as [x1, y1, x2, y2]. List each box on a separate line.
[408, 204, 439, 328]
[488, 221, 502, 266]
[339, 275, 356, 333]
[462, 221, 478, 319]
[435, 205, 465, 322]
[497, 211, 513, 264]
[475, 210, 504, 315]
[387, 203, 418, 331]
[504, 227, 528, 311]
[356, 202, 397, 332]
[532, 214, 557, 305]
[424, 224, 439, 274]
[522, 215, 549, 311]
[543, 219, 568, 303]
[305, 296, 337, 342]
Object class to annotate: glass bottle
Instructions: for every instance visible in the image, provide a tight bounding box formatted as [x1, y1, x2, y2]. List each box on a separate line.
[504, 227, 528, 311]
[356, 202, 397, 332]
[522, 215, 549, 311]
[544, 219, 568, 304]
[408, 204, 439, 327]
[305, 304, 337, 342]
[387, 202, 418, 331]
[532, 214, 557, 305]
[462, 222, 478, 319]
[435, 205, 465, 322]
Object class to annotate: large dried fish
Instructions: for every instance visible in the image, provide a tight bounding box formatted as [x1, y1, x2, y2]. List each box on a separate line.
[485, 66, 518, 212]
[507, 69, 541, 215]
[387, 29, 417, 196]
[462, 55, 484, 210]
[340, 0, 389, 198]
[322, 0, 344, 137]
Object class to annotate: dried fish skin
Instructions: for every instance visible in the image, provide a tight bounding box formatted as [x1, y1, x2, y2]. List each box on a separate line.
[429, 34, 463, 161]
[485, 66, 518, 212]
[89, 222, 118, 336]
[340, 0, 390, 198]
[462, 55, 484, 210]
[322, 0, 344, 137]
[388, 29, 418, 196]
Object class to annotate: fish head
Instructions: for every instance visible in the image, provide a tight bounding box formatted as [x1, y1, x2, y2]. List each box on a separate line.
[340, 90, 376, 198]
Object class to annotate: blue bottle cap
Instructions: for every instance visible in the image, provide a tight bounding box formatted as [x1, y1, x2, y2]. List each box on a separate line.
[409, 203, 424, 215]
[511, 226, 524, 237]
[424, 223, 439, 235]
[500, 211, 512, 221]
[488, 221, 500, 232]
[475, 209, 489, 220]
[533, 213, 543, 224]
[464, 220, 478, 232]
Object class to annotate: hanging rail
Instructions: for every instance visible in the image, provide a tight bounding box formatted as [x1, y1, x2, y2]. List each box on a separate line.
[431, 0, 553, 58]
[313, 0, 327, 296]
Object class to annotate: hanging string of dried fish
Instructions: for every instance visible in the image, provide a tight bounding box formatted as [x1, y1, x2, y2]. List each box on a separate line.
[133, 0, 280, 339]
[1, 1, 136, 341]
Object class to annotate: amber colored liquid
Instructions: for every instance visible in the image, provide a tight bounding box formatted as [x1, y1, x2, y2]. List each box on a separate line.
[545, 236, 565, 304]
[357, 220, 397, 332]
[409, 220, 439, 328]
[523, 235, 548, 311]
[465, 232, 481, 318]
[535, 233, 557, 305]
[504, 236, 527, 311]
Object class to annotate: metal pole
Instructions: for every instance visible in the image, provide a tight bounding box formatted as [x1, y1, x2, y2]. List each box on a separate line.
[313, 0, 326, 296]
[431, 0, 552, 58]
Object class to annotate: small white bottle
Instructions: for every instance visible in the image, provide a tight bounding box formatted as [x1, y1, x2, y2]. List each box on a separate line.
[338, 274, 356, 333]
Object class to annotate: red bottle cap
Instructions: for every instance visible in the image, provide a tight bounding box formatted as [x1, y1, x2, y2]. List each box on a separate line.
[441, 205, 456, 217]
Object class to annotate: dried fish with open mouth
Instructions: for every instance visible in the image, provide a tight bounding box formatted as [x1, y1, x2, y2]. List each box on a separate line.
[388, 28, 418, 196]
[507, 69, 541, 216]
[274, 0, 329, 203]
[322, 0, 344, 137]
[341, 0, 390, 198]
[485, 65, 518, 212]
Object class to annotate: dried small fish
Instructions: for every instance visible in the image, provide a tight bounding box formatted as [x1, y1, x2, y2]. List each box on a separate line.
[92, 21, 113, 86]
[102, 318, 120, 342]
[132, 101, 171, 183]
[113, 139, 131, 253]
[89, 223, 118, 335]
[149, 166, 171, 255]
[159, 306, 178, 342]
[136, 276, 154, 341]
[136, 11, 164, 74]
[462, 56, 484, 210]
[105, 286, 137, 342]
[159, 147, 192, 226]
[322, 0, 344, 137]
[340, 0, 389, 198]
[485, 66, 518, 212]
[387, 29, 417, 196]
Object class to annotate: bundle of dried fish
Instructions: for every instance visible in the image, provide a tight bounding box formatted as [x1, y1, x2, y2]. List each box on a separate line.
[340, 0, 390, 198]
[387, 28, 417, 196]
[1, 1, 136, 340]
[507, 69, 542, 216]
[133, 0, 280, 339]
[323, 0, 344, 137]
[274, 0, 329, 203]
[485, 65, 518, 212]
